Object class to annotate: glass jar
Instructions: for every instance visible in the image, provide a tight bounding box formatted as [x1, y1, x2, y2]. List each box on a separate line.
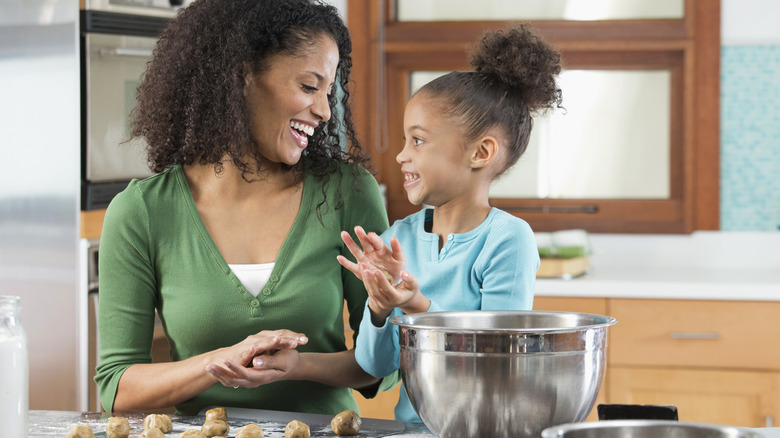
[0, 295, 28, 438]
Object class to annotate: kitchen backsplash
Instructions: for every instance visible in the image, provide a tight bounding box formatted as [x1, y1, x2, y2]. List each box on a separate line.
[720, 44, 780, 231]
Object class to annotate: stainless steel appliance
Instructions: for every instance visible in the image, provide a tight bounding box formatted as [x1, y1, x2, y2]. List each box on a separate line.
[80, 0, 189, 209]
[78, 238, 100, 411]
[1, 0, 81, 412]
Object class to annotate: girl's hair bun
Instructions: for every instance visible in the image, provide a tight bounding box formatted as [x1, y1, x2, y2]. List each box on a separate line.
[469, 25, 562, 113]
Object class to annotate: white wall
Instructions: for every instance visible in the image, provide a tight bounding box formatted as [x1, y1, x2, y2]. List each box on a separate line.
[722, 0, 780, 45]
[323, 0, 347, 22]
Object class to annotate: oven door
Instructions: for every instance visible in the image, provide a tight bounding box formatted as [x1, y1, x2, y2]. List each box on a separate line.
[82, 31, 157, 209]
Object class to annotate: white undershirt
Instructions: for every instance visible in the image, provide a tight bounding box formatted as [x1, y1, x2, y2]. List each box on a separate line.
[229, 262, 275, 297]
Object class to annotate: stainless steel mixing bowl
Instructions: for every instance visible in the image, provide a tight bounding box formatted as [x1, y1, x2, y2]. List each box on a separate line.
[391, 310, 617, 438]
[542, 420, 763, 437]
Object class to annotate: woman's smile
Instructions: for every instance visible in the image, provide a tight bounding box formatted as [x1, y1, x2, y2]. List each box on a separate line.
[289, 120, 317, 149]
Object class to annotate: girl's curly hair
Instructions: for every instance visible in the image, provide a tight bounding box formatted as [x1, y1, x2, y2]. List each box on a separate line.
[132, 0, 368, 212]
[416, 24, 563, 177]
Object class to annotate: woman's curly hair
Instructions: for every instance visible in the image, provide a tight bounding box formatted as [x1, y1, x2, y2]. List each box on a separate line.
[416, 24, 563, 177]
[132, 0, 368, 212]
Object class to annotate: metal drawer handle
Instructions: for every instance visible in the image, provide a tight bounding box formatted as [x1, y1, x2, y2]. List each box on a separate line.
[98, 47, 154, 58]
[670, 331, 719, 340]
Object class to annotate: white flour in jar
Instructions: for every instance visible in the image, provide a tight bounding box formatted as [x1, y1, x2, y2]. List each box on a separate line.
[0, 318, 28, 437]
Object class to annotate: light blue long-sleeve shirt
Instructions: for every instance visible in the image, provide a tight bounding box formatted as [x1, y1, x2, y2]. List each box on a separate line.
[354, 207, 539, 422]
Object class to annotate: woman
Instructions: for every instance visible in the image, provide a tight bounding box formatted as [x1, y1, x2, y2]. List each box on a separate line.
[95, 0, 390, 416]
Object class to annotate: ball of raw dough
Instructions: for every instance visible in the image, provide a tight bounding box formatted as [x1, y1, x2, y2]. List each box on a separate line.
[235, 423, 265, 438]
[144, 413, 173, 433]
[139, 428, 165, 438]
[205, 407, 227, 422]
[330, 410, 362, 436]
[179, 430, 208, 438]
[202, 419, 230, 437]
[284, 420, 310, 438]
[106, 417, 130, 438]
[67, 424, 95, 438]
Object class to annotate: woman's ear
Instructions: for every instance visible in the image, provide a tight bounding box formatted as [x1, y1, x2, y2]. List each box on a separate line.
[243, 63, 253, 95]
[469, 136, 499, 169]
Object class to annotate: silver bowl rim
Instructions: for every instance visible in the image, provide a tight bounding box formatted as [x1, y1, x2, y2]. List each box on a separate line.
[390, 310, 617, 334]
[541, 420, 763, 437]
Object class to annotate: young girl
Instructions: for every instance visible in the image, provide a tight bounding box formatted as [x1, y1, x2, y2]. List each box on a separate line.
[337, 25, 563, 423]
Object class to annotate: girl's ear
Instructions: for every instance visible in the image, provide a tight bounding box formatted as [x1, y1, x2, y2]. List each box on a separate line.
[469, 135, 499, 169]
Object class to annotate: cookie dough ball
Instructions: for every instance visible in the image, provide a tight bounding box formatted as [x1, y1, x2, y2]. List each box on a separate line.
[144, 413, 173, 433]
[67, 425, 95, 438]
[139, 428, 165, 438]
[202, 420, 229, 437]
[205, 407, 227, 422]
[331, 410, 362, 436]
[284, 420, 310, 438]
[179, 430, 208, 438]
[106, 417, 130, 438]
[235, 423, 265, 438]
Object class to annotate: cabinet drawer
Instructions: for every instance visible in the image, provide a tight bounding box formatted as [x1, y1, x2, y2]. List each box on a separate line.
[609, 299, 780, 370]
[608, 366, 780, 427]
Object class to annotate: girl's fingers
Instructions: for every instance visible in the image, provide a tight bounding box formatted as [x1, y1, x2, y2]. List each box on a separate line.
[363, 266, 390, 302]
[399, 269, 418, 289]
[337, 255, 363, 279]
[355, 228, 376, 256]
[390, 237, 406, 264]
[340, 231, 365, 260]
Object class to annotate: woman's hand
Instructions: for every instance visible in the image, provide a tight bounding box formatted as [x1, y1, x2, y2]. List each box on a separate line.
[337, 226, 406, 284]
[205, 329, 307, 389]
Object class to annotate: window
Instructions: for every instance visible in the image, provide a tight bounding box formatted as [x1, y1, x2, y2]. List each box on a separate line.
[347, 0, 720, 233]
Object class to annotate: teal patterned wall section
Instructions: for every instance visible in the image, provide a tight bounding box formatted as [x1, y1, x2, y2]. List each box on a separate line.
[720, 45, 780, 231]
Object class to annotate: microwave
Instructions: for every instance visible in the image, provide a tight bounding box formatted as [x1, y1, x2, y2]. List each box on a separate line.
[80, 0, 191, 210]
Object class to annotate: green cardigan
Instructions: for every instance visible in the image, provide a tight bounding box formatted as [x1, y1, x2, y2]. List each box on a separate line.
[95, 163, 390, 415]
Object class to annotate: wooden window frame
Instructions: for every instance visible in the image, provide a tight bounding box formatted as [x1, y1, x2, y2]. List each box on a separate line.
[347, 0, 719, 233]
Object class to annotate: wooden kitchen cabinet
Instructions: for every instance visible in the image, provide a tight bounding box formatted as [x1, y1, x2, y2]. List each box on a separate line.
[608, 299, 780, 369]
[606, 298, 780, 427]
[533, 296, 609, 422]
[533, 296, 608, 316]
[343, 305, 401, 420]
[609, 367, 780, 428]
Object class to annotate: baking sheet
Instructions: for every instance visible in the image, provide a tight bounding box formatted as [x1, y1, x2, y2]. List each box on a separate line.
[223, 407, 406, 437]
[29, 408, 407, 438]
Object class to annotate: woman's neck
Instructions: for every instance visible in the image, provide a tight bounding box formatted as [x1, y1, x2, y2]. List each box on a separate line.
[183, 159, 299, 204]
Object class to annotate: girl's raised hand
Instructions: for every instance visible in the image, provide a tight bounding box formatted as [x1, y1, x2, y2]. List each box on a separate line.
[362, 263, 429, 326]
[337, 226, 406, 284]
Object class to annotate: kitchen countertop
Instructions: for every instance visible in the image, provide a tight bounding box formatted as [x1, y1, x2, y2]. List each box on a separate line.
[535, 231, 780, 301]
[27, 410, 435, 438]
[27, 410, 780, 437]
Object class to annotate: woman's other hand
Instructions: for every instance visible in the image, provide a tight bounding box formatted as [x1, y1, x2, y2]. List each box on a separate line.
[207, 349, 301, 389]
[337, 226, 406, 284]
[205, 329, 307, 388]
